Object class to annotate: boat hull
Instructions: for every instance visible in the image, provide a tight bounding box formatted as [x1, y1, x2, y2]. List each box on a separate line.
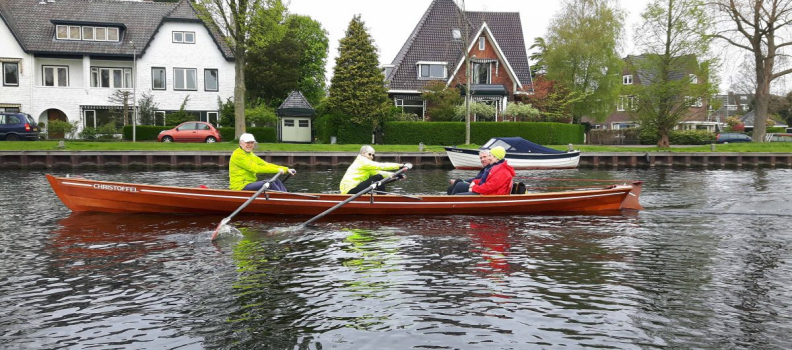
[444, 147, 580, 169]
[46, 174, 641, 216]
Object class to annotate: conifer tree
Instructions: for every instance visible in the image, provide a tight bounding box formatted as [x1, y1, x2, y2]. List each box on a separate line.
[325, 15, 389, 133]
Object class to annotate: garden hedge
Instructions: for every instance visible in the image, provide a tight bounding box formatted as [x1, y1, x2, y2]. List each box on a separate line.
[383, 122, 584, 145]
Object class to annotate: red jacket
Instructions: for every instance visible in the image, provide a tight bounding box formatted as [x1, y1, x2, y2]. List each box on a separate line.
[471, 160, 515, 195]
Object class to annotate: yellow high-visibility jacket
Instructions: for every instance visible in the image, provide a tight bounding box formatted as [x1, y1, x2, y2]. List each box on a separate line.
[339, 155, 402, 194]
[229, 147, 289, 190]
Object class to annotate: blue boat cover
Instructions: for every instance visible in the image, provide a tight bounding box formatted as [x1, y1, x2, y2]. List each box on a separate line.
[480, 137, 564, 154]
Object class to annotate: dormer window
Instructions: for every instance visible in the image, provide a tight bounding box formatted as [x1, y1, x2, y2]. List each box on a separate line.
[173, 31, 195, 44]
[452, 29, 461, 40]
[55, 24, 120, 42]
[416, 61, 447, 79]
[623, 74, 633, 85]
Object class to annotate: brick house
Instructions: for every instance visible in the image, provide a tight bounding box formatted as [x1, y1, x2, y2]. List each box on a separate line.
[384, 0, 533, 121]
[0, 0, 234, 135]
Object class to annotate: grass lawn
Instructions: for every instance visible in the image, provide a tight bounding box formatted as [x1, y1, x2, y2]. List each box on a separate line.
[1, 140, 791, 153]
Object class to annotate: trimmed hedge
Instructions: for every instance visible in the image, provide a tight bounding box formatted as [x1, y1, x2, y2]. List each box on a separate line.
[122, 125, 170, 141]
[219, 127, 277, 143]
[337, 122, 372, 144]
[767, 126, 786, 133]
[123, 125, 276, 142]
[384, 122, 583, 145]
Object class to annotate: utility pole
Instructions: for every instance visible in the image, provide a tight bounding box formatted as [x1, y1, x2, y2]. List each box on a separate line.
[132, 41, 137, 142]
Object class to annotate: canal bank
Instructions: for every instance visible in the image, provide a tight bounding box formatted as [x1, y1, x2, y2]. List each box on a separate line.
[2, 150, 792, 169]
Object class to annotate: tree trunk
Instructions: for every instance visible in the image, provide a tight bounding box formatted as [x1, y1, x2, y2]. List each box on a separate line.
[657, 133, 670, 148]
[752, 59, 772, 143]
[234, 47, 246, 139]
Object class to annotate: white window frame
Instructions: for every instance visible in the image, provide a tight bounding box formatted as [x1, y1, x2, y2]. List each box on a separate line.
[452, 29, 461, 40]
[69, 25, 81, 40]
[416, 61, 447, 79]
[152, 67, 166, 90]
[92, 67, 132, 88]
[172, 31, 196, 44]
[479, 37, 485, 50]
[174, 68, 197, 90]
[284, 119, 295, 127]
[82, 26, 95, 41]
[56, 25, 68, 40]
[689, 74, 698, 84]
[3, 62, 19, 86]
[298, 119, 309, 128]
[473, 62, 491, 84]
[107, 27, 119, 42]
[617, 95, 626, 111]
[207, 111, 219, 127]
[623, 74, 633, 85]
[204, 69, 218, 91]
[84, 110, 97, 128]
[95, 27, 107, 41]
[43, 65, 69, 87]
[155, 111, 166, 126]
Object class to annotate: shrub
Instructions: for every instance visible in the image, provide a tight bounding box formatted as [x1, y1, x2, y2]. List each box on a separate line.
[767, 126, 786, 133]
[47, 120, 78, 139]
[338, 122, 372, 144]
[668, 130, 716, 145]
[218, 127, 276, 143]
[315, 113, 341, 144]
[122, 125, 171, 140]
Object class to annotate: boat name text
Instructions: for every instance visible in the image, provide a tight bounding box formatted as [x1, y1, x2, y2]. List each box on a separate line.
[93, 184, 138, 193]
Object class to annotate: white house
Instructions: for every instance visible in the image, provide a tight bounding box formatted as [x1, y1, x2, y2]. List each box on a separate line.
[0, 0, 234, 135]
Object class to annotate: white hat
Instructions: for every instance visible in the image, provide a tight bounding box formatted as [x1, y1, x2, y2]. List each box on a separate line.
[240, 133, 256, 143]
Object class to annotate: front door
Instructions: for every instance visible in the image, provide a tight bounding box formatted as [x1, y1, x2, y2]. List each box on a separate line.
[48, 109, 67, 139]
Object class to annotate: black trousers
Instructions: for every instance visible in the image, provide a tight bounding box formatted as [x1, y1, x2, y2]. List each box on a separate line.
[347, 174, 386, 194]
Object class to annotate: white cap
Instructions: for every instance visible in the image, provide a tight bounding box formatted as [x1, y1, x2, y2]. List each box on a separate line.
[240, 133, 256, 143]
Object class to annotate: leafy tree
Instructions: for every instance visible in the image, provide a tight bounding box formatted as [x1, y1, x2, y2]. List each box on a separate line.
[286, 15, 329, 106]
[196, 0, 282, 138]
[519, 76, 582, 122]
[325, 15, 389, 134]
[165, 95, 193, 126]
[544, 0, 625, 123]
[137, 91, 159, 125]
[421, 81, 463, 121]
[454, 102, 496, 121]
[107, 90, 132, 126]
[245, 102, 278, 127]
[218, 97, 235, 127]
[246, 30, 303, 107]
[529, 37, 548, 77]
[712, 0, 792, 142]
[629, 0, 716, 148]
[504, 102, 541, 122]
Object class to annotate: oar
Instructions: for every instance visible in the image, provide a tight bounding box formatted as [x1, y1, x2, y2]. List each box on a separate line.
[211, 170, 284, 240]
[296, 167, 408, 229]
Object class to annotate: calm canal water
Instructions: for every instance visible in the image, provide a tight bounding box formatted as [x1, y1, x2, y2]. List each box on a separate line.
[1, 167, 791, 349]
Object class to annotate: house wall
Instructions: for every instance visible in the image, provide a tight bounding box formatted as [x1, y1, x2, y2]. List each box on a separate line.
[0, 18, 32, 113]
[448, 33, 520, 97]
[18, 21, 234, 131]
[138, 21, 234, 113]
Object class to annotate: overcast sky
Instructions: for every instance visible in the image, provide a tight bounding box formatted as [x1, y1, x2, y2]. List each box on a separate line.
[288, 0, 738, 92]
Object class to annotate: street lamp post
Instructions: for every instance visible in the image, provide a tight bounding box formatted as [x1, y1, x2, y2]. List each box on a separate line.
[131, 40, 137, 142]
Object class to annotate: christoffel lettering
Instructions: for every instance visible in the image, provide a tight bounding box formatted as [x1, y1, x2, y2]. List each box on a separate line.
[93, 184, 138, 193]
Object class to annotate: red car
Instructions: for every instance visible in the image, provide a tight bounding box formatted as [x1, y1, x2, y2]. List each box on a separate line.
[158, 121, 221, 143]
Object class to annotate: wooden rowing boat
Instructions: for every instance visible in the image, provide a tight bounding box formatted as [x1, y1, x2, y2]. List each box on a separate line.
[46, 174, 643, 215]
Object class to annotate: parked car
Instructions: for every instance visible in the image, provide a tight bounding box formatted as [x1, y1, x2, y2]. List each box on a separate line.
[0, 112, 39, 141]
[716, 133, 752, 143]
[158, 121, 221, 143]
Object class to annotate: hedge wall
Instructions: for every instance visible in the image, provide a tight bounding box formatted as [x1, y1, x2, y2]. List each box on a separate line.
[383, 122, 583, 145]
[122, 125, 170, 141]
[337, 122, 372, 144]
[123, 125, 276, 143]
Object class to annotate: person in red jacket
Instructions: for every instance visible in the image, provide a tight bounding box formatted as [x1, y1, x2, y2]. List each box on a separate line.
[456, 146, 515, 195]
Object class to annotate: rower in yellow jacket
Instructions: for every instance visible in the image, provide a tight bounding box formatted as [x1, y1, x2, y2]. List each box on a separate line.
[340, 145, 412, 194]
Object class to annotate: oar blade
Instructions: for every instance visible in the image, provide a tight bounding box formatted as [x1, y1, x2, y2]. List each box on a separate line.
[211, 217, 231, 240]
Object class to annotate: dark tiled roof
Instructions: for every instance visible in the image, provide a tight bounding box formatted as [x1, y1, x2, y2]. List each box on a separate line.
[278, 91, 314, 110]
[387, 0, 531, 91]
[627, 54, 698, 84]
[0, 0, 233, 59]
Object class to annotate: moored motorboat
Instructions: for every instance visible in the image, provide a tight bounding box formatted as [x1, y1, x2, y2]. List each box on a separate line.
[444, 137, 581, 169]
[46, 174, 643, 215]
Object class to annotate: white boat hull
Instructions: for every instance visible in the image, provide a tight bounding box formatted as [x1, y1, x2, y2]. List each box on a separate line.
[445, 147, 581, 169]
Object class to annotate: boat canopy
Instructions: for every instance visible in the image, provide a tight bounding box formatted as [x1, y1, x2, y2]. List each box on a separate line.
[481, 137, 565, 154]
